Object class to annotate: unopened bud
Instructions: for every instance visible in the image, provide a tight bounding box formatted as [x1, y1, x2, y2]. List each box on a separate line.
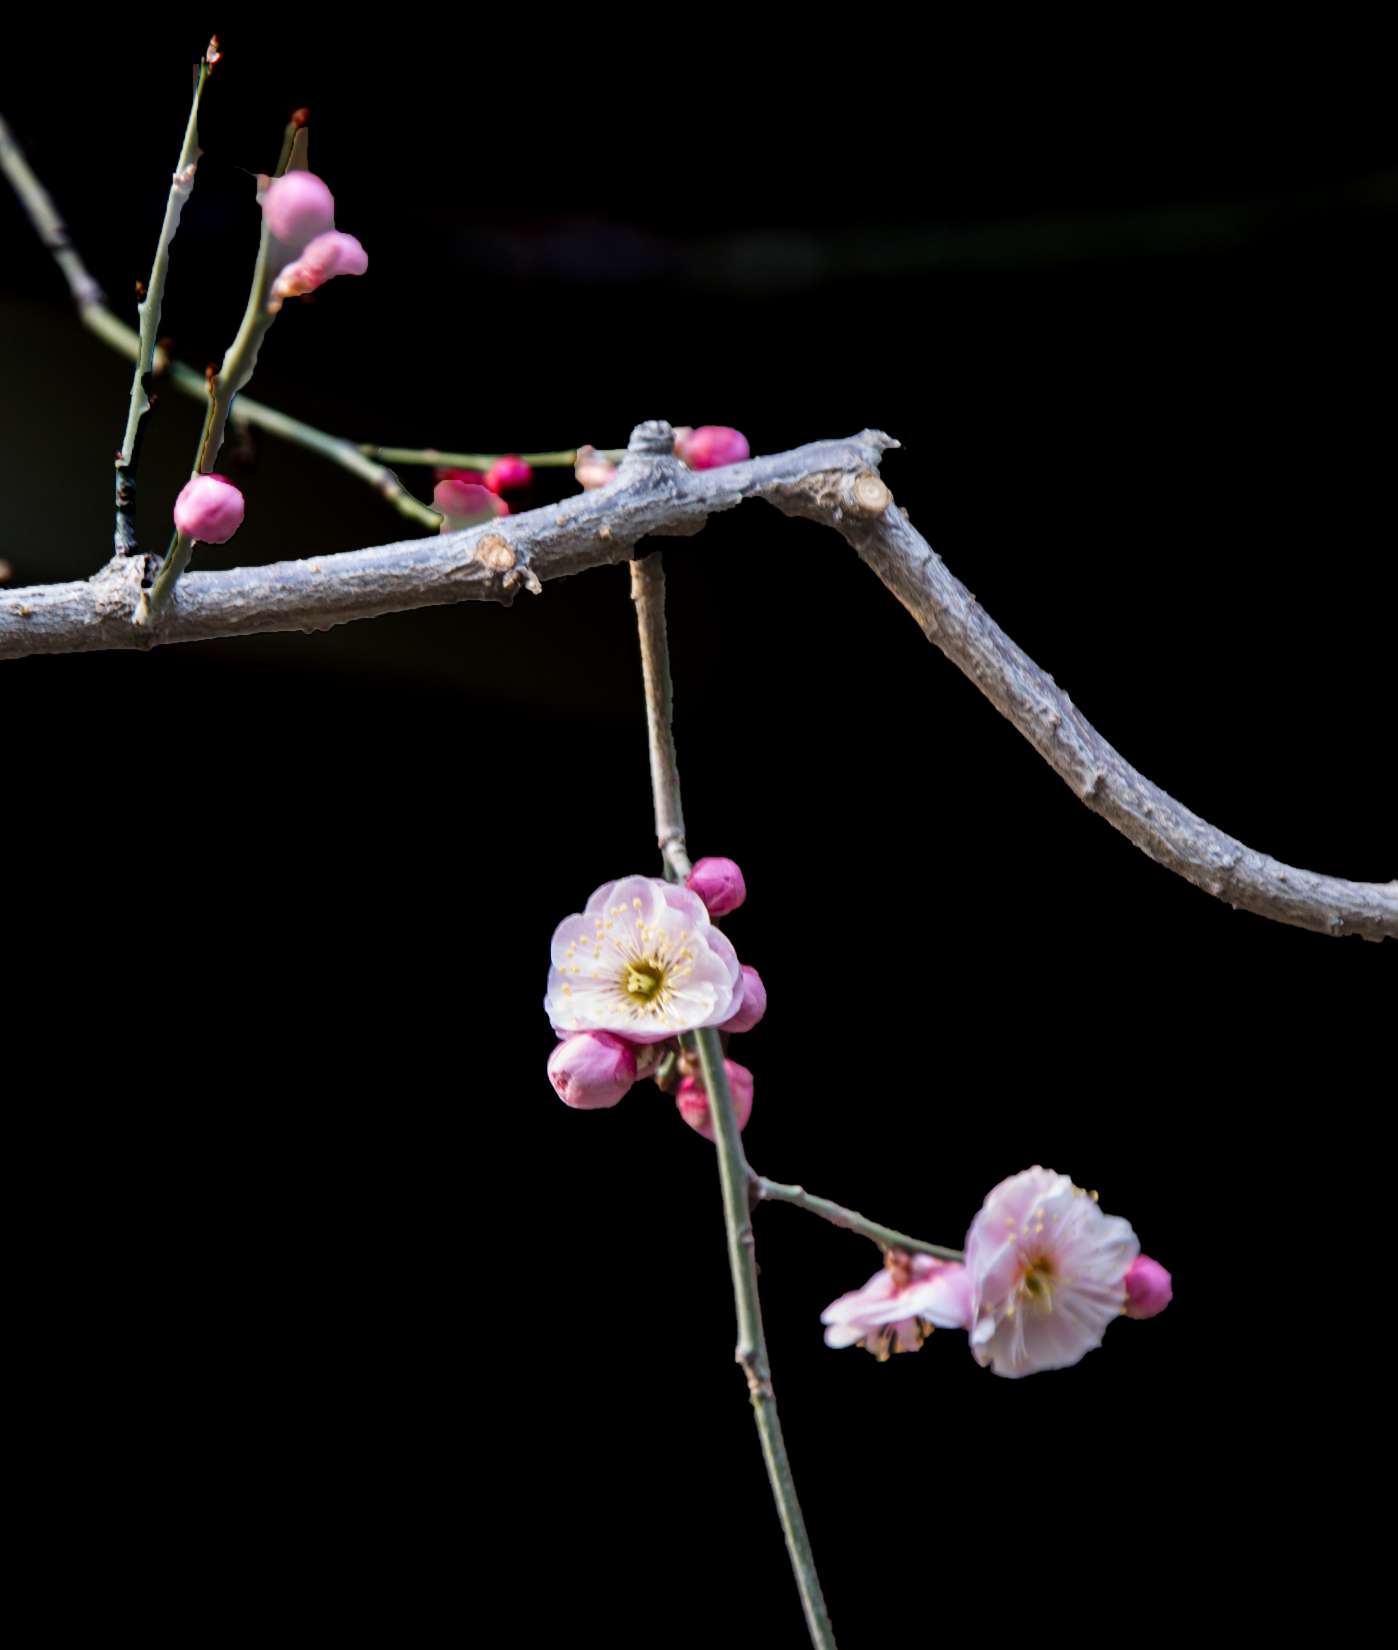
[261, 171, 336, 248]
[676, 1060, 754, 1141]
[484, 455, 533, 494]
[1122, 1254, 1173, 1319]
[434, 479, 509, 531]
[686, 856, 746, 918]
[172, 474, 244, 544]
[676, 425, 749, 470]
[548, 1031, 638, 1110]
[575, 445, 617, 490]
[721, 965, 767, 1034]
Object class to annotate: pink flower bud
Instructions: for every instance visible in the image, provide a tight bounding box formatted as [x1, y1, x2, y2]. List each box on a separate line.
[435, 467, 486, 486]
[575, 445, 617, 490]
[172, 474, 244, 544]
[1122, 1254, 1173, 1320]
[483, 455, 533, 494]
[676, 1059, 754, 1141]
[548, 1031, 638, 1110]
[434, 479, 509, 531]
[721, 965, 767, 1034]
[260, 171, 336, 248]
[676, 425, 750, 470]
[270, 231, 368, 303]
[686, 856, 746, 918]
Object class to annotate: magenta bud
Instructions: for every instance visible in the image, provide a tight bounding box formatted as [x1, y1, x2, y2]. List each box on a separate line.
[260, 171, 336, 247]
[548, 1031, 638, 1110]
[721, 965, 767, 1034]
[484, 456, 533, 494]
[676, 425, 750, 470]
[676, 1060, 754, 1141]
[1122, 1254, 1173, 1319]
[172, 474, 244, 544]
[686, 856, 746, 918]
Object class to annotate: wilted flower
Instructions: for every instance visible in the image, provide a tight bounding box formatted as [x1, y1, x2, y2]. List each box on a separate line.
[172, 474, 244, 543]
[822, 1251, 972, 1361]
[676, 1058, 754, 1140]
[965, 1166, 1139, 1378]
[546, 874, 743, 1043]
[270, 230, 368, 306]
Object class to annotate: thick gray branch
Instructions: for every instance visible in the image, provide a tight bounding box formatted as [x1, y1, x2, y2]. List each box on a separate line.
[1, 419, 1392, 941]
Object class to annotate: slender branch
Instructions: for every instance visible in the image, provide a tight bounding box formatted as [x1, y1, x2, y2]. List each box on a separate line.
[360, 444, 625, 470]
[114, 46, 215, 557]
[750, 1174, 963, 1262]
[0, 112, 438, 533]
[629, 554, 688, 880]
[1, 420, 1393, 940]
[630, 556, 837, 1650]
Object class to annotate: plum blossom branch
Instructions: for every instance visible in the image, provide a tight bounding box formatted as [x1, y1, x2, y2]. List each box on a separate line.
[113, 43, 216, 558]
[0, 412, 1391, 941]
[748, 1174, 964, 1263]
[0, 114, 438, 533]
[630, 555, 837, 1650]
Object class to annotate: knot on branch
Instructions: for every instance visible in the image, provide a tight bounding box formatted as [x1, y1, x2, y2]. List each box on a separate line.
[626, 420, 677, 458]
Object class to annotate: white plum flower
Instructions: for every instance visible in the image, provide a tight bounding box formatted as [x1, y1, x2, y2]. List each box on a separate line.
[965, 1166, 1140, 1379]
[546, 875, 744, 1045]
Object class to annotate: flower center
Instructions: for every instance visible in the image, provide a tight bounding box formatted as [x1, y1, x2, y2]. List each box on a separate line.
[1019, 1255, 1057, 1309]
[624, 960, 665, 1002]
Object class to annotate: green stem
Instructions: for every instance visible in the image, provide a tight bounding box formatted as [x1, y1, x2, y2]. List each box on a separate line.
[114, 47, 214, 557]
[629, 552, 837, 1650]
[749, 1175, 963, 1262]
[358, 444, 626, 470]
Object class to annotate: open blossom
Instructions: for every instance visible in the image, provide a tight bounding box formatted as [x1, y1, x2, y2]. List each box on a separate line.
[546, 874, 744, 1044]
[172, 474, 244, 543]
[822, 1251, 972, 1361]
[965, 1166, 1140, 1379]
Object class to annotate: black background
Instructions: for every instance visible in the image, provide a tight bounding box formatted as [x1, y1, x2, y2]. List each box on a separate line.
[3, 24, 1393, 1643]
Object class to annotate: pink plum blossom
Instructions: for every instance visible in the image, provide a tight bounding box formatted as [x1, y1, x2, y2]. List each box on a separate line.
[964, 1166, 1139, 1379]
[721, 965, 767, 1033]
[1122, 1254, 1173, 1319]
[434, 478, 509, 531]
[548, 1031, 637, 1110]
[686, 856, 746, 918]
[484, 456, 533, 494]
[172, 474, 244, 543]
[822, 1251, 972, 1361]
[546, 874, 744, 1044]
[676, 1059, 754, 1141]
[676, 425, 750, 470]
[270, 231, 368, 305]
[260, 171, 335, 248]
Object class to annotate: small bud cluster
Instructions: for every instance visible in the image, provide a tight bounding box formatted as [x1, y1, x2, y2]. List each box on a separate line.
[260, 171, 368, 310]
[545, 858, 766, 1142]
[433, 456, 534, 530]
